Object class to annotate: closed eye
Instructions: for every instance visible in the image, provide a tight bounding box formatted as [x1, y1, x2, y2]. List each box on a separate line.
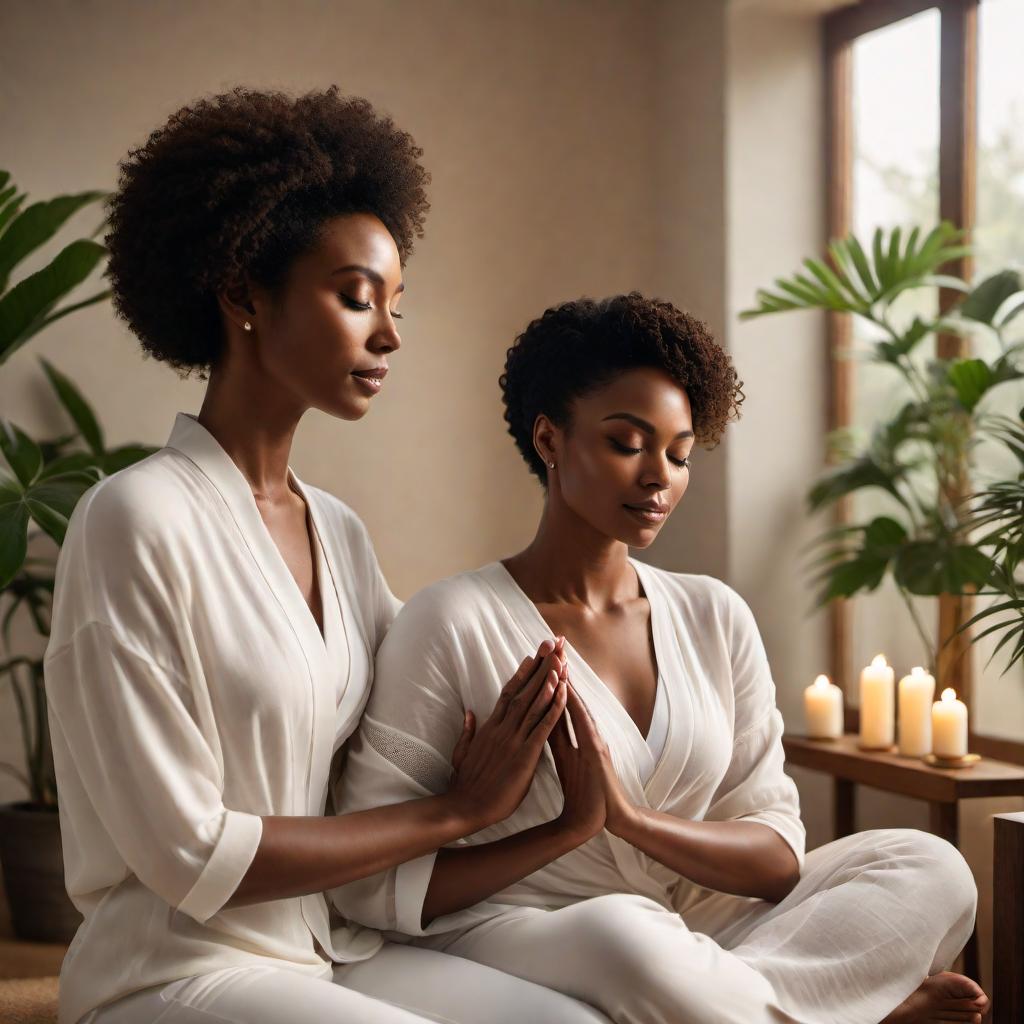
[610, 439, 690, 469]
[340, 294, 404, 319]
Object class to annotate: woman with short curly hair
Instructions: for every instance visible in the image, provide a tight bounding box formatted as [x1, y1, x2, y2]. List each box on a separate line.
[43, 87, 607, 1024]
[333, 292, 987, 1024]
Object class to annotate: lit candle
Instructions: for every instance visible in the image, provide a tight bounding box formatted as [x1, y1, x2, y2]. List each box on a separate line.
[898, 665, 935, 757]
[804, 674, 843, 739]
[859, 653, 895, 749]
[932, 688, 968, 758]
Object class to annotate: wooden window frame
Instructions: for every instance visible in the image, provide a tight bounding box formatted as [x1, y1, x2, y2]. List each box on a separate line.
[823, 0, 1023, 763]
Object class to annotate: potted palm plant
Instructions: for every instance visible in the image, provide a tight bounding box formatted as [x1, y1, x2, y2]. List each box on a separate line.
[0, 167, 158, 942]
[741, 222, 1022, 682]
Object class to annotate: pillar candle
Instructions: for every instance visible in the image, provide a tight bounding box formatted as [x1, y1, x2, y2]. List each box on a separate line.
[932, 688, 968, 758]
[897, 665, 935, 757]
[859, 653, 895, 749]
[804, 674, 843, 738]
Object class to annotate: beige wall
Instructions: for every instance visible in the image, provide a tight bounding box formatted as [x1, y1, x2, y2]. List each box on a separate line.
[1, 0, 1008, 991]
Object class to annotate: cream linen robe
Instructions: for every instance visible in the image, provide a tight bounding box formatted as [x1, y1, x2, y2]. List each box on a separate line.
[43, 412, 397, 1023]
[331, 561, 978, 1024]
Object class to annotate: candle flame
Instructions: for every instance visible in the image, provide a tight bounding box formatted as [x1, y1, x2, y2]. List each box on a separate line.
[813, 674, 830, 689]
[871, 654, 888, 668]
[941, 687, 957, 702]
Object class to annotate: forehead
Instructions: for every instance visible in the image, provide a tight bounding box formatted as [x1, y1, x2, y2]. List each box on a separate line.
[576, 366, 692, 430]
[306, 211, 402, 276]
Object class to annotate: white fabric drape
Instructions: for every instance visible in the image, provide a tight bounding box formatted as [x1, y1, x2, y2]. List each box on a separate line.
[330, 560, 977, 1023]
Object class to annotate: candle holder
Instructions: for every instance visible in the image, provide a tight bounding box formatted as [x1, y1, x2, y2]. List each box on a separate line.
[922, 752, 981, 770]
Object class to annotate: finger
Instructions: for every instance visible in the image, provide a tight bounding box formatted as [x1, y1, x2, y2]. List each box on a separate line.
[450, 710, 475, 771]
[530, 677, 568, 746]
[493, 651, 544, 722]
[522, 667, 562, 733]
[565, 684, 600, 747]
[506, 648, 562, 729]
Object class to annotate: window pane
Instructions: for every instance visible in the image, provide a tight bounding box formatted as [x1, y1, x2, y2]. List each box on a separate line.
[848, 11, 940, 693]
[970, 0, 1024, 742]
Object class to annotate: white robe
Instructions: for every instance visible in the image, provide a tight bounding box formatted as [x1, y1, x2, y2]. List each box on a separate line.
[330, 561, 977, 1024]
[44, 412, 397, 1024]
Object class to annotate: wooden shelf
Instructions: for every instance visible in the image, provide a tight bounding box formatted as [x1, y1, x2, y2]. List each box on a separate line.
[783, 733, 1024, 804]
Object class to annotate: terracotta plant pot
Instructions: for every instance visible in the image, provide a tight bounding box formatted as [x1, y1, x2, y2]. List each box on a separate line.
[0, 802, 82, 943]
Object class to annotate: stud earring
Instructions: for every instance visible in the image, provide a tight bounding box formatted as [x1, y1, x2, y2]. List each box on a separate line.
[548, 461, 555, 470]
[243, 321, 252, 332]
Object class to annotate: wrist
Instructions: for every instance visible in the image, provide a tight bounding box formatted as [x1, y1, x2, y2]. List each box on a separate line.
[437, 790, 492, 836]
[606, 801, 643, 840]
[554, 812, 603, 846]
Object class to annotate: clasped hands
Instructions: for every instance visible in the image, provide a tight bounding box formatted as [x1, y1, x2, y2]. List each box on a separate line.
[447, 637, 637, 843]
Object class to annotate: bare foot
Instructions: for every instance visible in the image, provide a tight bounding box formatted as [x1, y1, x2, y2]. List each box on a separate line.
[880, 972, 989, 1024]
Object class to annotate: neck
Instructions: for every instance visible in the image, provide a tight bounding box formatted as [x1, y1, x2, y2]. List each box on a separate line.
[507, 490, 637, 612]
[197, 353, 304, 500]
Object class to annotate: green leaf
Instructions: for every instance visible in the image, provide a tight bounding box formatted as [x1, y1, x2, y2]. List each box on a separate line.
[947, 358, 993, 412]
[864, 515, 908, 550]
[39, 358, 104, 454]
[0, 189, 26, 238]
[0, 421, 43, 487]
[102, 444, 157, 474]
[0, 476, 30, 588]
[961, 270, 1022, 325]
[0, 239, 106, 363]
[846, 234, 878, 297]
[893, 542, 995, 595]
[0, 191, 108, 291]
[37, 452, 102, 482]
[808, 457, 907, 512]
[819, 555, 888, 603]
[21, 471, 96, 545]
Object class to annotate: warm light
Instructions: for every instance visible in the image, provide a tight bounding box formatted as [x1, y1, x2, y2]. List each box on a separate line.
[941, 688, 957, 703]
[813, 674, 831, 690]
[871, 654, 888, 668]
[911, 666, 926, 677]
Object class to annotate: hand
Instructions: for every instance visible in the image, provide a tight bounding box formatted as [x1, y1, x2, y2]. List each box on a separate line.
[447, 638, 568, 830]
[556, 682, 638, 839]
[549, 676, 607, 842]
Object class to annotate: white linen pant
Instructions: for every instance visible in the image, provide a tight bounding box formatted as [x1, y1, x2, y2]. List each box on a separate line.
[410, 829, 979, 1024]
[80, 941, 612, 1024]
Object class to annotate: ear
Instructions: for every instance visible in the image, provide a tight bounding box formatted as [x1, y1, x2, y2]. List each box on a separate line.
[533, 414, 560, 471]
[216, 275, 257, 331]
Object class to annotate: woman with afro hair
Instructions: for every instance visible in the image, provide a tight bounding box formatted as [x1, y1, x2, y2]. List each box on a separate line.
[42, 87, 608, 1024]
[333, 293, 987, 1024]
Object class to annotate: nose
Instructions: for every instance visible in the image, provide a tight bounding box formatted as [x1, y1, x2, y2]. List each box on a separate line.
[371, 312, 401, 354]
[639, 451, 671, 491]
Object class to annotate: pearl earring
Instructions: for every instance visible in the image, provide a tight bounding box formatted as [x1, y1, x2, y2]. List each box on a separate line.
[243, 321, 252, 332]
[548, 462, 555, 470]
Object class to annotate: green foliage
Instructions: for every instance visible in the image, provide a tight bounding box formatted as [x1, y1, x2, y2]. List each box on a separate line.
[746, 222, 1024, 671]
[0, 168, 157, 807]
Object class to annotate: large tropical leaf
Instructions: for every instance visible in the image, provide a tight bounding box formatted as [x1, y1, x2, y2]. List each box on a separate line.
[0, 421, 43, 488]
[0, 191, 108, 291]
[0, 239, 106, 363]
[741, 222, 969, 321]
[960, 270, 1022, 326]
[39, 357, 104, 454]
[0, 475, 31, 589]
[893, 541, 996, 596]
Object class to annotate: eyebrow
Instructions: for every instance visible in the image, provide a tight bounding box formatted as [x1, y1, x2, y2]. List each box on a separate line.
[602, 412, 694, 440]
[331, 264, 405, 293]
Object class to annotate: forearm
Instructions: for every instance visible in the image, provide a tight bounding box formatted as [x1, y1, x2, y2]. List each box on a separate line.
[611, 808, 799, 902]
[421, 816, 589, 927]
[225, 793, 484, 909]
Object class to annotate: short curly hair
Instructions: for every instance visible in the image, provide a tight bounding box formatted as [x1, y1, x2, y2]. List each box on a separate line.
[105, 85, 430, 375]
[500, 292, 744, 484]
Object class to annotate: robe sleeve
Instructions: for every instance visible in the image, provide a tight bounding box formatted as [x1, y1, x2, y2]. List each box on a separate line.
[345, 504, 403, 647]
[43, 480, 264, 924]
[703, 584, 806, 870]
[328, 583, 477, 936]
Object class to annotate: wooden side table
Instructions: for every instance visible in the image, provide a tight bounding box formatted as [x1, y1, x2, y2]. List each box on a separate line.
[783, 732, 1024, 985]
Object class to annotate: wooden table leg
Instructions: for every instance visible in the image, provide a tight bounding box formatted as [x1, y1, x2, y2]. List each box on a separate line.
[993, 813, 1024, 1024]
[928, 802, 979, 983]
[833, 778, 855, 838]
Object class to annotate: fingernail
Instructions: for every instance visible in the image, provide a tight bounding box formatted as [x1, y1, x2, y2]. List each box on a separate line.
[540, 639, 555, 654]
[556, 636, 565, 649]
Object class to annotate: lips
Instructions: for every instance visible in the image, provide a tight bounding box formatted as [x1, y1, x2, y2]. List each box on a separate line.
[351, 366, 388, 394]
[623, 501, 669, 525]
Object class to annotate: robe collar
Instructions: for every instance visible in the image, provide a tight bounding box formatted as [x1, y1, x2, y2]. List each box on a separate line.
[163, 411, 336, 688]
